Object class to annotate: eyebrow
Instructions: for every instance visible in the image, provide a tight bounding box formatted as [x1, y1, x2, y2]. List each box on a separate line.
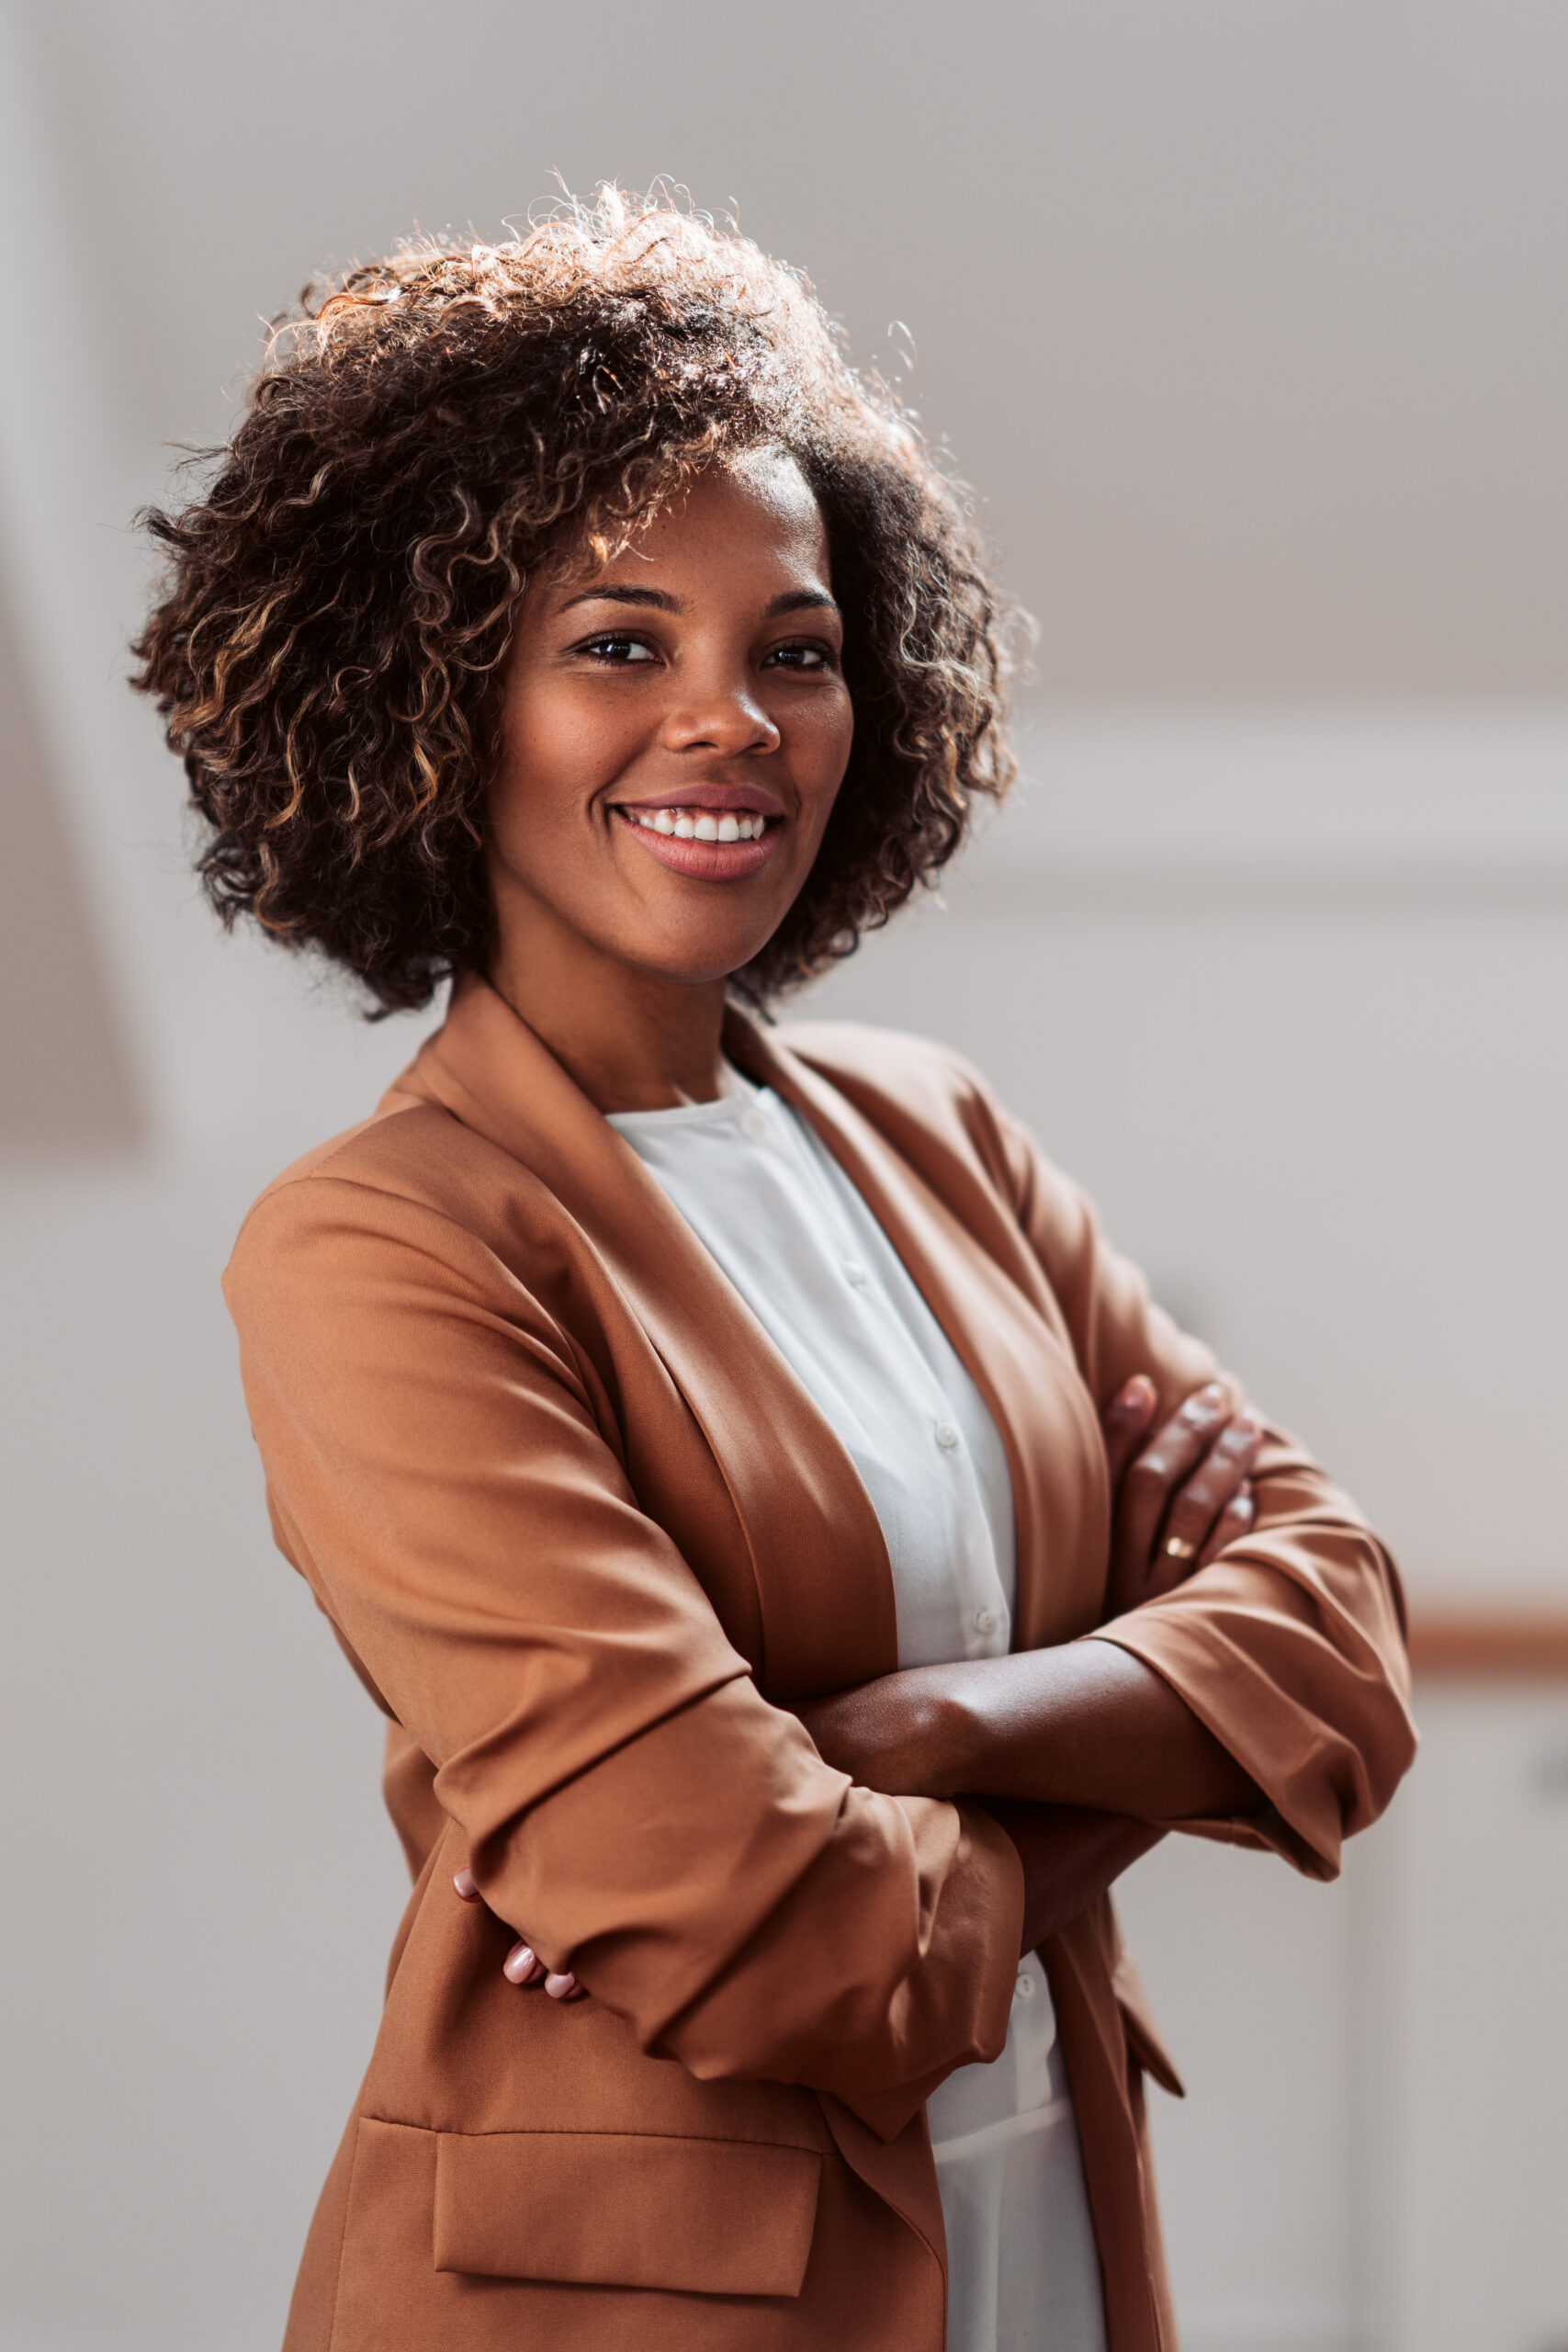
[557, 584, 840, 618]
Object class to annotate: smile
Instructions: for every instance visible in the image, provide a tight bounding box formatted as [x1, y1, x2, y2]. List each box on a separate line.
[625, 806, 771, 842]
[613, 804, 781, 880]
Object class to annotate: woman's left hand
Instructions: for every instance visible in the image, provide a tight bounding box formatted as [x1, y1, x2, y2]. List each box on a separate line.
[453, 1868, 587, 1999]
[1100, 1374, 1260, 1617]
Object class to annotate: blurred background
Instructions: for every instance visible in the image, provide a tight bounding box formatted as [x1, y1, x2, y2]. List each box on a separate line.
[2, 3, 1564, 2346]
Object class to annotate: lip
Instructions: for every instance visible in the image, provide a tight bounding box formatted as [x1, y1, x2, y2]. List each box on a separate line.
[615, 807, 781, 881]
[611, 782, 785, 818]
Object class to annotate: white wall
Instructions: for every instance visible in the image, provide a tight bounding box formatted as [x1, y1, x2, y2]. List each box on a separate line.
[4, 4, 1566, 2347]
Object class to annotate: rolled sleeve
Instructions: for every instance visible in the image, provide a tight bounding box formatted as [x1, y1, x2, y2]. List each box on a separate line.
[226, 1170, 1021, 2132]
[989, 1100, 1418, 1877]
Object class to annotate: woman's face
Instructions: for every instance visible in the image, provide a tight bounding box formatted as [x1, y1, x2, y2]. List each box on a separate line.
[488, 450, 854, 992]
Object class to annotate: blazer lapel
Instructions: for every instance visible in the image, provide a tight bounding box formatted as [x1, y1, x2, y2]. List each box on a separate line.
[389, 978, 897, 1701]
[729, 1012, 1111, 1653]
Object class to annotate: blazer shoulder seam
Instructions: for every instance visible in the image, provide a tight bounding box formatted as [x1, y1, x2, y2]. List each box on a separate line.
[230, 1104, 535, 1255]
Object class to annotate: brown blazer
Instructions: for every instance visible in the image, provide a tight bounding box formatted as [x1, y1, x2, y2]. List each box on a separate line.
[224, 975, 1416, 2352]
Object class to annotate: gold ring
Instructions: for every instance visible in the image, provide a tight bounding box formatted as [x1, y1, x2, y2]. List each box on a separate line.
[1163, 1534, 1198, 1561]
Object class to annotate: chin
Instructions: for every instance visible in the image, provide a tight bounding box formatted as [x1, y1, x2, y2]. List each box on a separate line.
[639, 944, 770, 989]
[608, 897, 787, 989]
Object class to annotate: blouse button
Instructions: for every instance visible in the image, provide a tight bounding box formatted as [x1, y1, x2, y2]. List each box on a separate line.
[739, 1109, 768, 1142]
[842, 1261, 869, 1288]
[973, 1605, 999, 1635]
[1015, 1970, 1036, 2000]
[935, 1423, 960, 1452]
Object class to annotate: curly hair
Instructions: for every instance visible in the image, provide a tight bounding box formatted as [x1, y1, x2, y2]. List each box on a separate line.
[131, 188, 1019, 1014]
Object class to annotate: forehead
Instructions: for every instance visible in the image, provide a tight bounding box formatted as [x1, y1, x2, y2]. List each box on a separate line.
[613, 452, 829, 574]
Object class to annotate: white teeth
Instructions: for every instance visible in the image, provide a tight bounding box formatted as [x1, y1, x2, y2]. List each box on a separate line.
[626, 808, 771, 842]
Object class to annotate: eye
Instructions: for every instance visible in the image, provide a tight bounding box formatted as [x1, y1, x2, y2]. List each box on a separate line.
[763, 639, 838, 673]
[579, 633, 660, 665]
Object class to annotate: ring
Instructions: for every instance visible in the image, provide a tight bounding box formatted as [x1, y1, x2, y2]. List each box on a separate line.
[1162, 1534, 1198, 1561]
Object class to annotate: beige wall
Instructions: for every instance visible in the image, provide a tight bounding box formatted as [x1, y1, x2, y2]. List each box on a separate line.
[3, 4, 1565, 2346]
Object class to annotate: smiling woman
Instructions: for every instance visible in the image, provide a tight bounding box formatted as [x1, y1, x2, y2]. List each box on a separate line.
[129, 189, 1415, 2352]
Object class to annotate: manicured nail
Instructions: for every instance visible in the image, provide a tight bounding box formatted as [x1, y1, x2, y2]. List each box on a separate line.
[453, 1868, 479, 1903]
[502, 1942, 537, 1984]
[544, 1971, 577, 2000]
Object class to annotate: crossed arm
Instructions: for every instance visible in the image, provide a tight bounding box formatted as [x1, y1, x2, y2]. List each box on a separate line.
[804, 1374, 1265, 1955]
[477, 1374, 1268, 1990]
[797, 1641, 1260, 1955]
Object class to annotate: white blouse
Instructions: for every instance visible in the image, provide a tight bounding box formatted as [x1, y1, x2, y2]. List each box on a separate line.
[609, 1074, 1107, 2352]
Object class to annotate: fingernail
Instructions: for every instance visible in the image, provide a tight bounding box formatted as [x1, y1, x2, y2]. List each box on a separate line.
[545, 1971, 577, 2000]
[453, 1868, 479, 1903]
[502, 1943, 537, 1984]
[1235, 1418, 1260, 1441]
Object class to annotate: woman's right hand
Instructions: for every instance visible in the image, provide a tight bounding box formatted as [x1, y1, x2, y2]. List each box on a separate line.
[453, 1868, 586, 2000]
[979, 1800, 1167, 1951]
[1100, 1375, 1260, 1618]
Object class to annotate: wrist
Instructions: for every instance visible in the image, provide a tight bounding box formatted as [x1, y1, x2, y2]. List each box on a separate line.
[931, 1663, 999, 1795]
[881, 1668, 986, 1797]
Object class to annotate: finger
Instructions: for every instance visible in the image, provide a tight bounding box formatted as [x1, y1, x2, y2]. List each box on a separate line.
[544, 1971, 582, 2000]
[453, 1867, 480, 1904]
[502, 1941, 547, 1986]
[1113, 1382, 1230, 1589]
[1157, 1417, 1262, 1564]
[1101, 1375, 1158, 1483]
[1198, 1482, 1257, 1569]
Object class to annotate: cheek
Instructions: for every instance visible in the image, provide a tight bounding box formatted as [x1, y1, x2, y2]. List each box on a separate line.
[503, 683, 582, 789]
[491, 683, 620, 846]
[797, 689, 855, 810]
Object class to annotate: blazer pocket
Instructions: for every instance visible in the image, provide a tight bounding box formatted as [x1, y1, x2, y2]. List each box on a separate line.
[434, 2128, 822, 2298]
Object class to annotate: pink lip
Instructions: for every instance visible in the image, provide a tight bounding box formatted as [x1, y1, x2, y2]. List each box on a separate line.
[612, 783, 784, 818]
[615, 808, 781, 881]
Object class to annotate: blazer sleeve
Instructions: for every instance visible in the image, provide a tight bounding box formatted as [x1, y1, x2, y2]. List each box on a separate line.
[987, 1097, 1418, 1881]
[224, 1167, 1023, 2139]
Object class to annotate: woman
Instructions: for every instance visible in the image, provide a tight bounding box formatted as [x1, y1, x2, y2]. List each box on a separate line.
[132, 192, 1416, 2352]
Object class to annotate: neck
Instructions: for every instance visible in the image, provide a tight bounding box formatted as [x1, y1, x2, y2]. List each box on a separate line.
[487, 906, 734, 1115]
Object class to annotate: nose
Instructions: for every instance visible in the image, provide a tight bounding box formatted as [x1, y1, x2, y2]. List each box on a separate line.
[660, 669, 781, 760]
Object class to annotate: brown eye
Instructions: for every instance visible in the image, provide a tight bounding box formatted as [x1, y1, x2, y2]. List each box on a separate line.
[765, 640, 835, 672]
[581, 635, 657, 664]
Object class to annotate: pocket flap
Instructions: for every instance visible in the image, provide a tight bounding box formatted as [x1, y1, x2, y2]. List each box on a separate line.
[434, 2129, 822, 2298]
